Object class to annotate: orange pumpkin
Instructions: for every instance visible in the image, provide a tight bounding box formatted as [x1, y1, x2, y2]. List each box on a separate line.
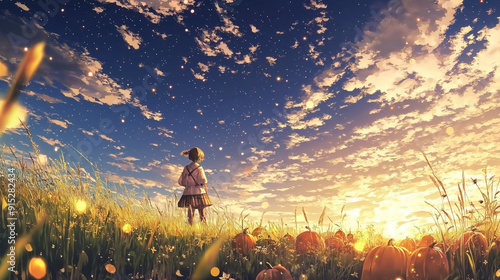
[252, 226, 266, 238]
[232, 228, 256, 255]
[334, 229, 346, 242]
[453, 231, 488, 276]
[418, 234, 436, 248]
[407, 242, 449, 280]
[325, 236, 344, 251]
[256, 235, 276, 249]
[346, 232, 356, 244]
[361, 239, 409, 280]
[399, 237, 417, 253]
[255, 263, 293, 280]
[281, 233, 295, 246]
[295, 226, 325, 255]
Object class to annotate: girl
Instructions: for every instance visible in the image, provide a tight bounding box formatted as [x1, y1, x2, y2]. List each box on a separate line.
[178, 147, 212, 225]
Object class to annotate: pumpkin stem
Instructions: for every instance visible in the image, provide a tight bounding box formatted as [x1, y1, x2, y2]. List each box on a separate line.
[243, 228, 249, 234]
[388, 239, 395, 246]
[266, 262, 273, 269]
[305, 226, 311, 232]
[429, 242, 437, 249]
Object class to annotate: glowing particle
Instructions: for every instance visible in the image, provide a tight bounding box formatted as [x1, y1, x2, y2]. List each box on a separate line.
[219, 147, 223, 151]
[241, 152, 244, 156]
[29, 257, 47, 279]
[152, 88, 156, 92]
[54, 147, 59, 152]
[49, 56, 53, 60]
[300, 274, 308, 280]
[194, 125, 198, 130]
[417, 17, 421, 22]
[172, 96, 176, 99]
[105, 264, 116, 274]
[169, 85, 173, 89]
[390, 106, 394, 110]
[181, 65, 185, 69]
[396, 278, 403, 280]
[61, 8, 65, 12]
[496, 269, 500, 277]
[190, 9, 195, 13]
[122, 223, 132, 234]
[405, 42, 409, 45]
[87, 71, 93, 77]
[417, 253, 422, 257]
[25, 244, 33, 252]
[185, 28, 189, 32]
[209, 143, 213, 147]
[262, 201, 269, 209]
[210, 267, 220, 277]
[121, 119, 125, 123]
[24, 47, 28, 52]
[302, 36, 307, 41]
[446, 126, 454, 136]
[75, 199, 87, 213]
[354, 240, 366, 252]
[276, 76, 281, 81]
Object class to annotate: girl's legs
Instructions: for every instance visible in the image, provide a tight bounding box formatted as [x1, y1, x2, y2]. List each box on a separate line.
[198, 206, 206, 223]
[187, 206, 194, 225]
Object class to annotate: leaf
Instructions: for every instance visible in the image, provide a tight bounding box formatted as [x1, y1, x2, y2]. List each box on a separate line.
[191, 237, 226, 280]
[302, 207, 309, 226]
[318, 206, 326, 227]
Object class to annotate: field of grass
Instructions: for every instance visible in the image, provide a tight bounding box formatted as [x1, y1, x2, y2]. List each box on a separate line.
[1, 145, 500, 280]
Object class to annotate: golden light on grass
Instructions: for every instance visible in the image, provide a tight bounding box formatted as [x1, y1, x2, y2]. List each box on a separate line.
[191, 237, 225, 280]
[496, 269, 500, 277]
[210, 267, 220, 277]
[28, 257, 47, 279]
[75, 199, 87, 213]
[105, 263, 116, 274]
[122, 223, 132, 233]
[38, 154, 48, 165]
[354, 240, 366, 252]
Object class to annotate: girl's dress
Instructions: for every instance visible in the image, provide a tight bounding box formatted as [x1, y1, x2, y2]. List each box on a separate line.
[177, 162, 213, 208]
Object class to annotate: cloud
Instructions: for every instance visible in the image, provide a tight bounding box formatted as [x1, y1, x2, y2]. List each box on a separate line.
[266, 57, 277, 66]
[285, 132, 318, 149]
[115, 25, 143, 50]
[38, 135, 65, 147]
[47, 117, 71, 129]
[250, 24, 260, 33]
[93, 6, 105, 13]
[96, 0, 192, 24]
[25, 90, 65, 103]
[15, 2, 30, 11]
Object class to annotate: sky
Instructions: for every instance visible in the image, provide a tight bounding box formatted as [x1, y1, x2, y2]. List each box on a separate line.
[0, 0, 499, 238]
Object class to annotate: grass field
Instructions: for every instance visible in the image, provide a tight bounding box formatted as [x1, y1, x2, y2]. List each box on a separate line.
[1, 146, 500, 280]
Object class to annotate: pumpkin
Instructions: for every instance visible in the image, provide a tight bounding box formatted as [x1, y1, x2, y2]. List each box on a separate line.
[334, 229, 346, 242]
[407, 242, 449, 280]
[399, 237, 417, 253]
[252, 226, 267, 238]
[295, 226, 325, 255]
[256, 235, 276, 249]
[418, 234, 436, 248]
[346, 232, 356, 244]
[281, 233, 295, 246]
[453, 231, 488, 277]
[232, 228, 256, 255]
[361, 239, 409, 280]
[487, 237, 500, 274]
[255, 263, 293, 280]
[325, 236, 344, 251]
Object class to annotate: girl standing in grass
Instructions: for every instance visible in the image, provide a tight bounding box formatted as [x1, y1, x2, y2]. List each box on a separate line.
[178, 147, 213, 225]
